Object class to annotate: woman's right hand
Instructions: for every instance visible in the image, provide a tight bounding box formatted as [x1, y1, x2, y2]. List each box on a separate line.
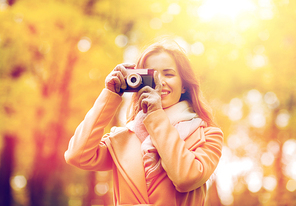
[105, 63, 135, 95]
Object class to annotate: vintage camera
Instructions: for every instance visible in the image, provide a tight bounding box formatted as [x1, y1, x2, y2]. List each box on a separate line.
[123, 69, 155, 92]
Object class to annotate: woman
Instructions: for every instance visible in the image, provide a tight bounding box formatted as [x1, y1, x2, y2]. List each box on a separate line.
[65, 39, 223, 206]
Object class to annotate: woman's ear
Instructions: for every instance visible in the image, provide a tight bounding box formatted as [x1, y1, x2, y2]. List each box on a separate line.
[181, 87, 186, 94]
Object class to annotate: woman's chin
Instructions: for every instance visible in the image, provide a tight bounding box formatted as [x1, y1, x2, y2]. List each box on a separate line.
[162, 101, 178, 109]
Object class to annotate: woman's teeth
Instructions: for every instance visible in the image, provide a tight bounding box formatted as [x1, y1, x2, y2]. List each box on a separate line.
[161, 91, 169, 95]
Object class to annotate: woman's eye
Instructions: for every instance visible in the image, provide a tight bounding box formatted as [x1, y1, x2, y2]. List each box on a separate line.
[165, 73, 174, 77]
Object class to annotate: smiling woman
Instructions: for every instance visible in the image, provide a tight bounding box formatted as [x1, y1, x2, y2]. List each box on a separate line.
[65, 38, 223, 206]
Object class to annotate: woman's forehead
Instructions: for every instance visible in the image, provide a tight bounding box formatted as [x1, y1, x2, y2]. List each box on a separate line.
[145, 52, 176, 67]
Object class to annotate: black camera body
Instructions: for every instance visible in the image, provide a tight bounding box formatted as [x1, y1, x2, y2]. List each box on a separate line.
[123, 69, 155, 92]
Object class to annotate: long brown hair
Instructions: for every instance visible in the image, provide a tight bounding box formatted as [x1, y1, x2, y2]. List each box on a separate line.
[126, 38, 216, 127]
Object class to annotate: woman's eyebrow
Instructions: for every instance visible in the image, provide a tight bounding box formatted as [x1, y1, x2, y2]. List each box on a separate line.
[163, 68, 176, 73]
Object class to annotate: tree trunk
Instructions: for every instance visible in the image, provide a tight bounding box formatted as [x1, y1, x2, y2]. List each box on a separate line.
[0, 134, 17, 206]
[28, 49, 77, 206]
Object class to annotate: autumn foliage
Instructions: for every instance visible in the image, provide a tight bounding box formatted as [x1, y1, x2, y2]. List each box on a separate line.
[0, 0, 296, 206]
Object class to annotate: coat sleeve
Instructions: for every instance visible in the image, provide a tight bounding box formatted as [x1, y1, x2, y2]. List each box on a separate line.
[64, 89, 122, 171]
[143, 109, 223, 193]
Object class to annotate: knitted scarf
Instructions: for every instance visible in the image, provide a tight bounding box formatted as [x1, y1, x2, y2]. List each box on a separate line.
[126, 101, 203, 189]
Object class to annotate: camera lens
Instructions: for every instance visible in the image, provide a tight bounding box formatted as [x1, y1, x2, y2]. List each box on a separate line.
[127, 73, 142, 88]
[131, 77, 137, 83]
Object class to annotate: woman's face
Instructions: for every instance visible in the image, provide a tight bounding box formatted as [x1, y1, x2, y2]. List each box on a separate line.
[145, 52, 185, 109]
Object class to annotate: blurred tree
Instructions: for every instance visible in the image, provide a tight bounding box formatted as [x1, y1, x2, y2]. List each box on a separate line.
[0, 0, 122, 205]
[0, 134, 16, 206]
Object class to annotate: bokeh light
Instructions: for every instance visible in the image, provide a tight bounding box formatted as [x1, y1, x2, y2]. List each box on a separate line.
[197, 0, 256, 21]
[150, 18, 162, 30]
[261, 152, 274, 166]
[150, 2, 162, 13]
[258, 0, 275, 20]
[68, 198, 82, 206]
[77, 37, 92, 52]
[248, 110, 266, 128]
[10, 175, 27, 191]
[191, 42, 205, 56]
[167, 3, 181, 15]
[245, 171, 263, 193]
[267, 140, 280, 155]
[161, 12, 173, 23]
[227, 98, 243, 121]
[250, 54, 268, 69]
[95, 182, 109, 196]
[89, 68, 101, 80]
[246, 89, 262, 104]
[124, 45, 139, 63]
[276, 110, 290, 128]
[286, 179, 296, 192]
[262, 176, 277, 191]
[115, 34, 128, 47]
[264, 91, 279, 109]
[67, 183, 88, 196]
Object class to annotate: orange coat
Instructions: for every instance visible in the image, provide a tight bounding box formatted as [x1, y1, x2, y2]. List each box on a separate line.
[65, 89, 223, 206]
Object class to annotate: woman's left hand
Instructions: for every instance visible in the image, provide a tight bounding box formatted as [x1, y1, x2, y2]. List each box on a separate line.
[138, 71, 162, 114]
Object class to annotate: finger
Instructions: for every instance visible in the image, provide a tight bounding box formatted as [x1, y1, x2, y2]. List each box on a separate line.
[112, 71, 126, 90]
[114, 64, 128, 77]
[108, 76, 121, 93]
[117, 71, 127, 90]
[122, 63, 136, 69]
[138, 92, 149, 111]
[141, 100, 148, 113]
[138, 86, 153, 98]
[112, 69, 127, 90]
[153, 71, 162, 93]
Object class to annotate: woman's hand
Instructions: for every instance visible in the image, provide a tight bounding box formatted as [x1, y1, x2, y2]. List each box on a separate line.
[138, 71, 163, 114]
[105, 63, 135, 95]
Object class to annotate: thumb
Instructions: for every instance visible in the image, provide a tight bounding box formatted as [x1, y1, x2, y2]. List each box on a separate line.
[141, 100, 148, 113]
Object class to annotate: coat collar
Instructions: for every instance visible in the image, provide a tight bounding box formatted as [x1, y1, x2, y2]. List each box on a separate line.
[105, 127, 149, 203]
[104, 118, 207, 204]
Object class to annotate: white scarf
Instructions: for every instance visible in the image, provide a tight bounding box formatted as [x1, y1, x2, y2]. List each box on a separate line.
[126, 101, 203, 189]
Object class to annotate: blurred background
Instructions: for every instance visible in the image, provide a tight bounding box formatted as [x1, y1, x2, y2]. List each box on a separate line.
[0, 0, 295, 205]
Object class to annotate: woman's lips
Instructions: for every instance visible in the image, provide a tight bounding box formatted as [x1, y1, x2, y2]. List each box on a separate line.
[161, 90, 170, 97]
